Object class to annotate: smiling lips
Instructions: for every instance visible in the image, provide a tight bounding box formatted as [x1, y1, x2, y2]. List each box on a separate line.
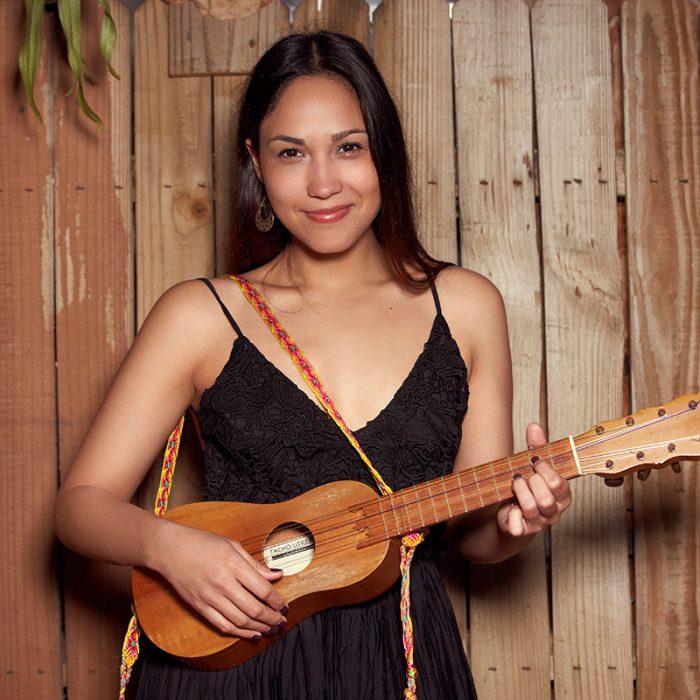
[304, 204, 351, 224]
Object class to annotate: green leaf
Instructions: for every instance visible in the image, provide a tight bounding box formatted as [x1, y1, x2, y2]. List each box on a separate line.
[58, 0, 104, 127]
[97, 0, 120, 80]
[18, 0, 45, 122]
[77, 79, 104, 127]
[57, 0, 83, 80]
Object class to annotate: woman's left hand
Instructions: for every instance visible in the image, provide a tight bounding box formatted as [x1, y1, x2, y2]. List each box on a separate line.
[497, 422, 572, 538]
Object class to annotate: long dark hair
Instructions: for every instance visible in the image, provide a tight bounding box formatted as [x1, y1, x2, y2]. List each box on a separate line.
[232, 31, 446, 289]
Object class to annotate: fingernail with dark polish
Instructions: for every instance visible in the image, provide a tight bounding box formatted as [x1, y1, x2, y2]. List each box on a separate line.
[251, 634, 262, 641]
[267, 624, 281, 635]
[279, 605, 289, 615]
[270, 568, 283, 573]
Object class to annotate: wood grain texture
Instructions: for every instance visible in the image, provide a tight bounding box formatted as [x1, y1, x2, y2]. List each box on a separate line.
[623, 1, 700, 697]
[0, 5, 63, 698]
[214, 75, 248, 274]
[533, 1, 631, 698]
[292, 0, 369, 43]
[52, 2, 133, 696]
[374, 0, 457, 264]
[453, 2, 549, 693]
[135, 0, 216, 519]
[135, 0, 215, 322]
[169, 1, 285, 76]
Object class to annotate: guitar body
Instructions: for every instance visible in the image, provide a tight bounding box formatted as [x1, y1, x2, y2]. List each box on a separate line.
[132, 480, 401, 670]
[133, 393, 700, 671]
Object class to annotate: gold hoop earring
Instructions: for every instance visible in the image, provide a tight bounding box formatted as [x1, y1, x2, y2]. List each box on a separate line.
[255, 196, 275, 232]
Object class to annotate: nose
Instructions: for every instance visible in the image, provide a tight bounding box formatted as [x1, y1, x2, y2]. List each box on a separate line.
[307, 157, 342, 200]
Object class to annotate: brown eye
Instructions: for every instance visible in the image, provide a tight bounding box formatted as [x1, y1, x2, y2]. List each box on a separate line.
[339, 142, 362, 154]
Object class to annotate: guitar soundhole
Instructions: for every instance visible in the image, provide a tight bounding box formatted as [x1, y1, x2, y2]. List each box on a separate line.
[262, 522, 316, 576]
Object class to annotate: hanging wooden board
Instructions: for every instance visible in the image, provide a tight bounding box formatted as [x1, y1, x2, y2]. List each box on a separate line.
[453, 1, 549, 696]
[532, 0, 631, 697]
[623, 1, 700, 697]
[0, 5, 63, 697]
[374, 0, 457, 265]
[53, 2, 133, 695]
[169, 1, 286, 76]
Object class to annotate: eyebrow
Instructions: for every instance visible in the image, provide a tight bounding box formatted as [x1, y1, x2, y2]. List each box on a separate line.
[267, 129, 367, 146]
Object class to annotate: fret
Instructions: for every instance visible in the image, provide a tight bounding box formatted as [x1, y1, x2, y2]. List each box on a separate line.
[413, 483, 426, 527]
[425, 480, 440, 522]
[456, 471, 469, 514]
[440, 475, 453, 518]
[399, 489, 413, 532]
[506, 454, 515, 477]
[472, 468, 485, 507]
[488, 462, 501, 500]
[377, 497, 390, 539]
[388, 492, 401, 536]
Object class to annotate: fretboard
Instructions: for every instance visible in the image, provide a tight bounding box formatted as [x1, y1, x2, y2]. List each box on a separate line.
[357, 437, 580, 545]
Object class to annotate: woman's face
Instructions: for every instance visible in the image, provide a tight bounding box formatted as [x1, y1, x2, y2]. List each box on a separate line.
[247, 75, 381, 257]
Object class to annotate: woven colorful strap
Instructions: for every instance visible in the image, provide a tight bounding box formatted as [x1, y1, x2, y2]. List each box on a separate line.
[231, 275, 425, 699]
[118, 415, 185, 699]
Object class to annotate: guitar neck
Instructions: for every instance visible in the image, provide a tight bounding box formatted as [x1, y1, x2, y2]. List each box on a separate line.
[358, 437, 581, 544]
[355, 393, 700, 545]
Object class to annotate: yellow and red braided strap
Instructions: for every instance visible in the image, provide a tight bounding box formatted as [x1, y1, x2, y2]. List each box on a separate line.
[118, 415, 185, 699]
[231, 275, 425, 699]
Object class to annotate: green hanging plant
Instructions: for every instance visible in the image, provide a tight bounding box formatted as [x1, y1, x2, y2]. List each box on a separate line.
[19, 0, 120, 127]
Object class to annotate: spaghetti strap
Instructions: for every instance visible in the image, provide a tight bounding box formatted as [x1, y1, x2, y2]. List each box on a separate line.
[198, 278, 244, 337]
[429, 279, 442, 316]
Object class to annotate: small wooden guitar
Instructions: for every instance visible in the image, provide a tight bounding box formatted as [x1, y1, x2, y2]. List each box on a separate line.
[132, 394, 700, 671]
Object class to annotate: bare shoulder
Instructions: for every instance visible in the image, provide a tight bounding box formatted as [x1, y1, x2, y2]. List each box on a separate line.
[435, 266, 507, 329]
[138, 278, 229, 345]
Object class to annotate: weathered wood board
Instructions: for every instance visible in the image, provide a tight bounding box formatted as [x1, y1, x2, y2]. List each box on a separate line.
[453, 1, 549, 696]
[169, 1, 285, 76]
[53, 2, 134, 697]
[624, 1, 700, 697]
[136, 0, 215, 322]
[374, 0, 458, 265]
[533, 1, 631, 698]
[0, 4, 63, 698]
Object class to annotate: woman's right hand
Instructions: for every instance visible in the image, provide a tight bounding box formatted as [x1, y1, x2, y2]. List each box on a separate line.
[154, 521, 287, 639]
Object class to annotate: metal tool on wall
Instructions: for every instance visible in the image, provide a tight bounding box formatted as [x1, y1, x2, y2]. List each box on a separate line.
[282, 0, 303, 29]
[448, 0, 459, 20]
[364, 0, 383, 53]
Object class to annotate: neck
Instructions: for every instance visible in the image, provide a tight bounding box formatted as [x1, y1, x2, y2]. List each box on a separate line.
[274, 231, 394, 297]
[357, 437, 581, 546]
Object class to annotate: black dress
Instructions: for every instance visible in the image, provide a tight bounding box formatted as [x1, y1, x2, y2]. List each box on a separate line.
[135, 279, 478, 700]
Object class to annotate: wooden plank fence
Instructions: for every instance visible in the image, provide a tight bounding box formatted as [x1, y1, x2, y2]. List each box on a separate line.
[1, 1, 698, 698]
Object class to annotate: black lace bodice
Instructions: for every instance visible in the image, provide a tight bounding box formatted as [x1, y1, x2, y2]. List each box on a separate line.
[198, 313, 468, 506]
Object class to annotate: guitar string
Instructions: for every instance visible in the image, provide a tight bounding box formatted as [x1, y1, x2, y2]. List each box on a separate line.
[232, 429, 693, 556]
[231, 432, 695, 561]
[574, 403, 697, 453]
[235, 404, 697, 554]
[224, 407, 698, 557]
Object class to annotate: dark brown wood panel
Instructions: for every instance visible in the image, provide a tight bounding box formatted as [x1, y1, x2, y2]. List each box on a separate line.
[0, 4, 62, 698]
[53, 2, 134, 697]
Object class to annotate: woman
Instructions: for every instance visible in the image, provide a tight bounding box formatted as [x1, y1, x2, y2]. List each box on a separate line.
[55, 31, 571, 699]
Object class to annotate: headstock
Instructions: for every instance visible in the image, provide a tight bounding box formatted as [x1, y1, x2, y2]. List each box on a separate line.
[573, 394, 700, 477]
